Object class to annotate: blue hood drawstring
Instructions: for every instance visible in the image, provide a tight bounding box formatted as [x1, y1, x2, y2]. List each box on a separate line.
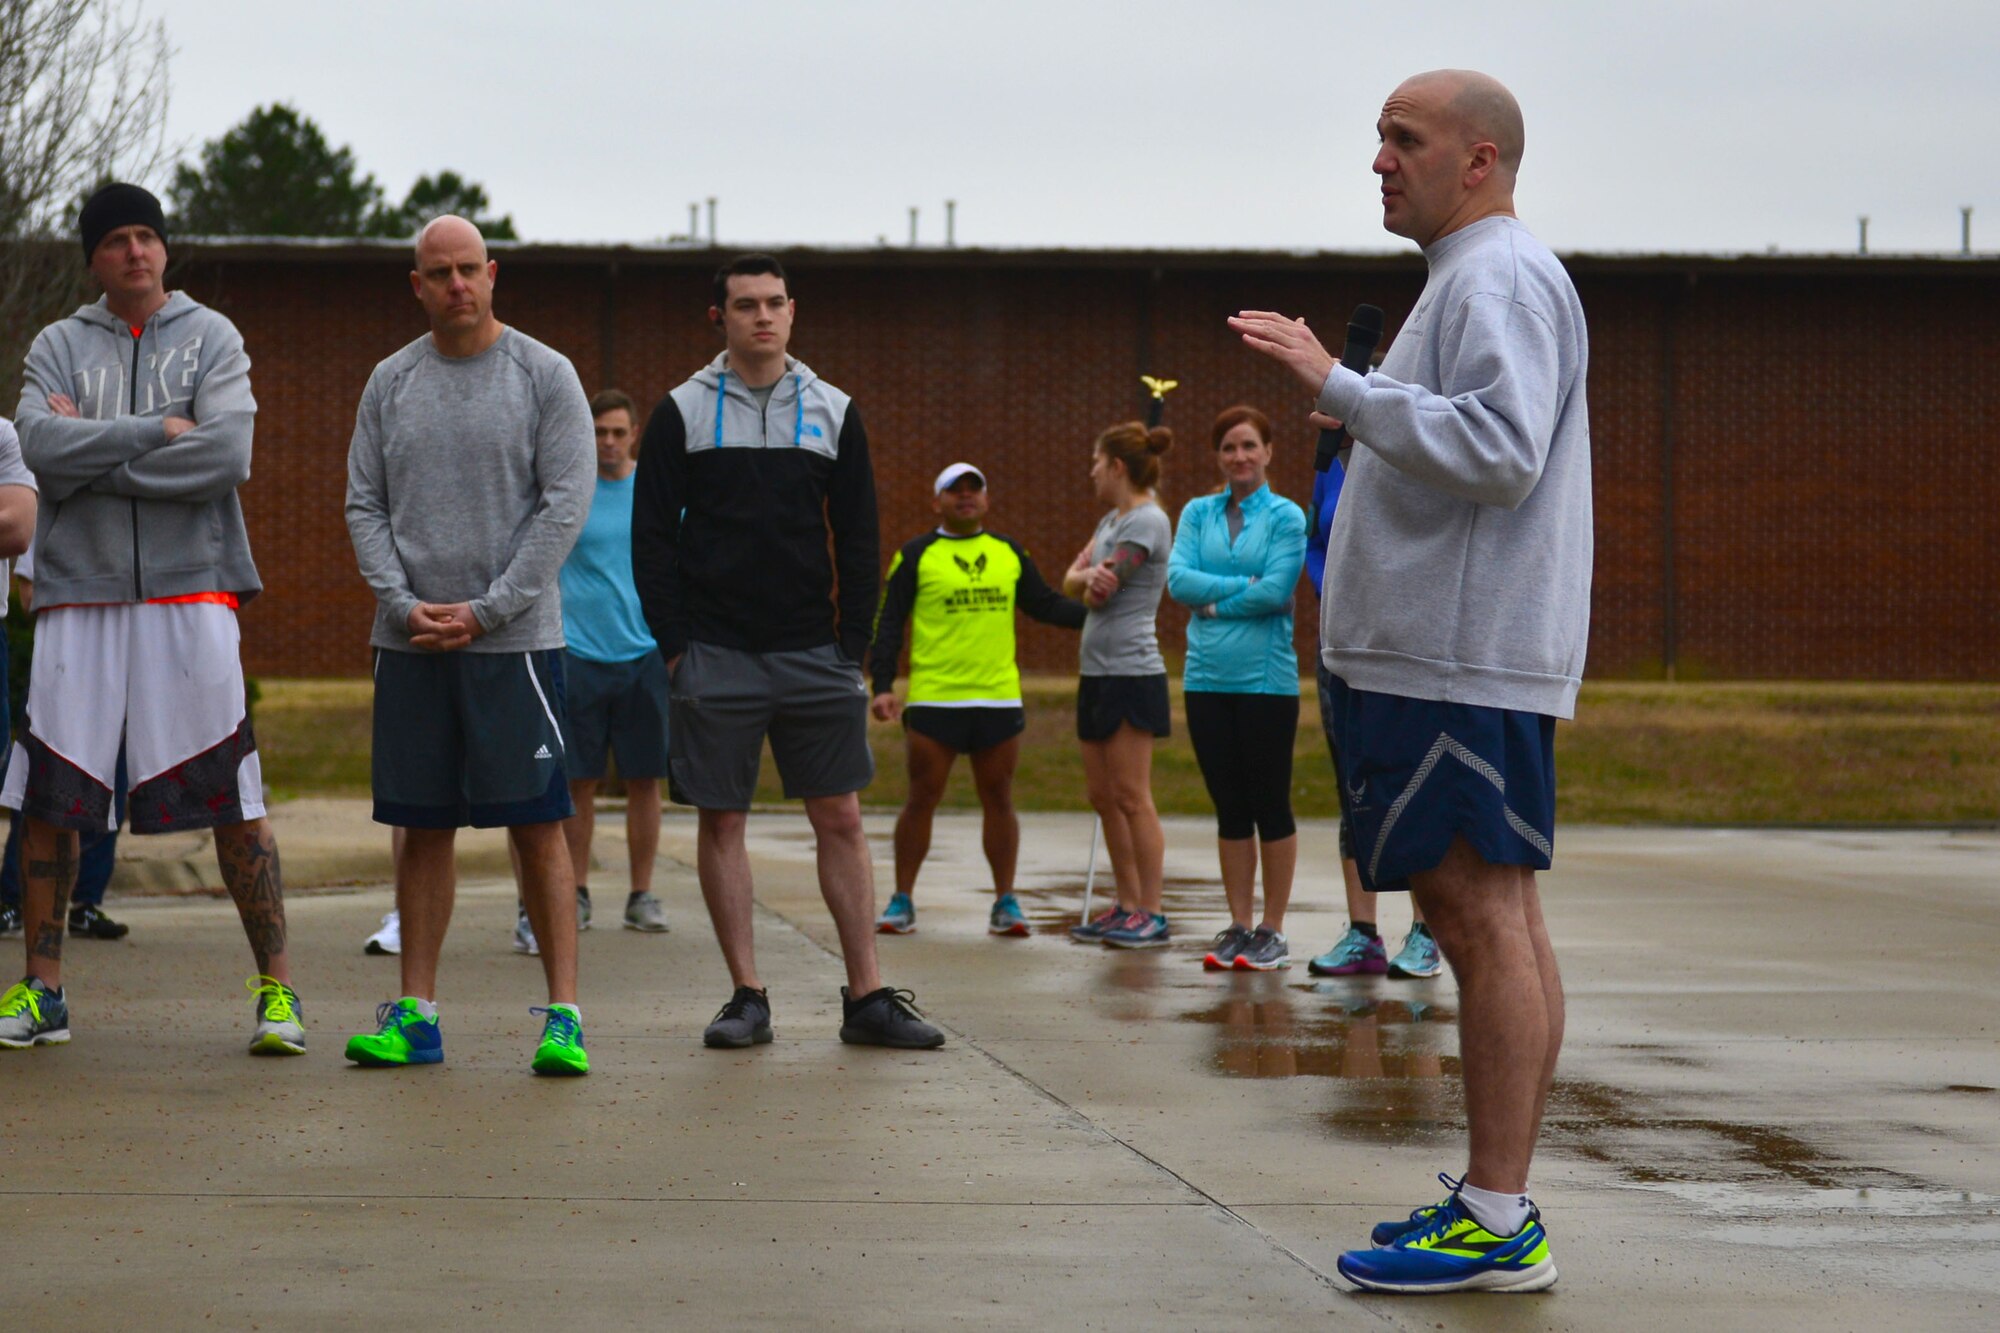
[709, 362, 811, 448]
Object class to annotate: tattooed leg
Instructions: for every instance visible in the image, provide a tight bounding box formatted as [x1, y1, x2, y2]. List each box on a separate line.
[23, 817, 80, 987]
[215, 817, 290, 983]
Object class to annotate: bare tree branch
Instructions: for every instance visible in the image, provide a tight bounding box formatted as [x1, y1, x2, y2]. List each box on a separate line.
[0, 0, 172, 406]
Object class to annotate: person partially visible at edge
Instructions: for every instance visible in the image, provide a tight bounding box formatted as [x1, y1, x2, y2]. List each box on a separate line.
[551, 388, 673, 939]
[1301, 417, 1440, 984]
[344, 215, 596, 1076]
[1062, 422, 1175, 951]
[868, 462, 1087, 939]
[1233, 69, 1591, 1294]
[0, 542, 132, 945]
[1166, 406, 1307, 974]
[630, 253, 943, 1052]
[0, 184, 303, 1057]
[0, 425, 47, 943]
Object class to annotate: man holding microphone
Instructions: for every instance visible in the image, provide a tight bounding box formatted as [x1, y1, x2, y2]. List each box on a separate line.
[1234, 68, 1591, 1294]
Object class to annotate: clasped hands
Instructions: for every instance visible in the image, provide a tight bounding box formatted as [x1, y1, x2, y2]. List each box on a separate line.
[407, 602, 483, 651]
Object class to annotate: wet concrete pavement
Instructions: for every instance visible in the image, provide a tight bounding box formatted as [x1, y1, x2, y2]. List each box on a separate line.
[4, 806, 1996, 1329]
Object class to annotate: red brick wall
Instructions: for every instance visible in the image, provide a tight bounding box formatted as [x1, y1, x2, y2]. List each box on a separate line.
[172, 245, 1999, 681]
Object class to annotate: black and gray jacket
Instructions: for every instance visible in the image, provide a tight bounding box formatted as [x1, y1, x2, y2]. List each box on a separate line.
[633, 352, 878, 662]
[14, 292, 261, 607]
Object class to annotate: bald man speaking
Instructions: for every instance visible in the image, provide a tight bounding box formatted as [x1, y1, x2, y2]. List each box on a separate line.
[1234, 70, 1590, 1294]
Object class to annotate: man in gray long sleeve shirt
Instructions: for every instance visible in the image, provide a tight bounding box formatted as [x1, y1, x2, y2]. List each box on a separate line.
[343, 216, 595, 1077]
[1234, 70, 1589, 1294]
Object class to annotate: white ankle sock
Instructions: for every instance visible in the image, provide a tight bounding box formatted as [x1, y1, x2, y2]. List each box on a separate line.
[1457, 1181, 1531, 1236]
[549, 1002, 581, 1021]
[401, 996, 438, 1019]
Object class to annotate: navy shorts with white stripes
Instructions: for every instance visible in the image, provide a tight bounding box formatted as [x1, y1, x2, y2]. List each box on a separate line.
[371, 647, 575, 829]
[1322, 674, 1556, 893]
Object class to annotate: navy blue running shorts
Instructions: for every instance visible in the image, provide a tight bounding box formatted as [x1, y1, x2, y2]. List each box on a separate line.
[565, 648, 670, 781]
[371, 648, 574, 829]
[1323, 674, 1556, 893]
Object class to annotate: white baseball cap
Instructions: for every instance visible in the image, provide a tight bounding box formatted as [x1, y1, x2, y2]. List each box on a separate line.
[933, 462, 986, 494]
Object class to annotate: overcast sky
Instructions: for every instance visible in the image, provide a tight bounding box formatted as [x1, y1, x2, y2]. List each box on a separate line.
[152, 0, 1993, 256]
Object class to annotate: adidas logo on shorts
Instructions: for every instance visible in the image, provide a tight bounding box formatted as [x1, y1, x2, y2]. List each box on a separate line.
[534, 744, 552, 759]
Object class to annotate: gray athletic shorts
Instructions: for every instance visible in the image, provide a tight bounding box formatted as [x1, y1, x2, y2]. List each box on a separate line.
[668, 641, 873, 810]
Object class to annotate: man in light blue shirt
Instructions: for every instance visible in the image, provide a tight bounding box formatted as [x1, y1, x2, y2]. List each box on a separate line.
[550, 390, 671, 938]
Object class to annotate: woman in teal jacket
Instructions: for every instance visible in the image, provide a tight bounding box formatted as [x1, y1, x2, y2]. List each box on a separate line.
[1168, 406, 1307, 973]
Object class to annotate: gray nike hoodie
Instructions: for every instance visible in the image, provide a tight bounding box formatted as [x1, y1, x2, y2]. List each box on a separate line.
[14, 291, 261, 606]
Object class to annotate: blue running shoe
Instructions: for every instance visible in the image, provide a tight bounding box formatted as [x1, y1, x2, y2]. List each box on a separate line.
[876, 892, 916, 934]
[1339, 1193, 1557, 1293]
[1388, 924, 1444, 978]
[1102, 912, 1170, 950]
[1068, 905, 1127, 942]
[1370, 1172, 1462, 1246]
[1308, 925, 1388, 976]
[988, 894, 1029, 937]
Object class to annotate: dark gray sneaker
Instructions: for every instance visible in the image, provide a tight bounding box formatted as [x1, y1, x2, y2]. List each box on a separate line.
[1235, 926, 1290, 971]
[1203, 924, 1254, 971]
[703, 986, 773, 1048]
[839, 986, 945, 1049]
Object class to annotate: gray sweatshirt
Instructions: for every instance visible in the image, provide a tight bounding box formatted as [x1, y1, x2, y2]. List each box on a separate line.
[1315, 216, 1593, 719]
[346, 328, 594, 653]
[13, 292, 262, 607]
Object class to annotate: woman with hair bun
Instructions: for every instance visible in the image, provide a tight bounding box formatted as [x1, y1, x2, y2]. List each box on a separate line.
[1063, 422, 1175, 949]
[1167, 406, 1308, 972]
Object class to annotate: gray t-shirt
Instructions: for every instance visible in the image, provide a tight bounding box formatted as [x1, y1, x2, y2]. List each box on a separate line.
[0, 418, 38, 619]
[346, 328, 595, 653]
[1078, 500, 1172, 676]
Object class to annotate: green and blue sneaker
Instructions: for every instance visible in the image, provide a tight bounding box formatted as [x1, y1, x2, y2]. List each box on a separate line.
[0, 978, 70, 1049]
[246, 975, 306, 1056]
[876, 892, 916, 934]
[530, 1005, 589, 1076]
[344, 998, 443, 1067]
[988, 893, 1030, 937]
[1339, 1190, 1556, 1293]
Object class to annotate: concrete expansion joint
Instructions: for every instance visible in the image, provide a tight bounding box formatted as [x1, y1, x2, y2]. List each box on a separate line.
[747, 891, 1353, 1299]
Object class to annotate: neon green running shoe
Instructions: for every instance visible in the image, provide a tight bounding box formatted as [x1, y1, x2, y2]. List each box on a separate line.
[344, 998, 444, 1067]
[530, 1005, 588, 1076]
[245, 975, 306, 1056]
[0, 978, 69, 1049]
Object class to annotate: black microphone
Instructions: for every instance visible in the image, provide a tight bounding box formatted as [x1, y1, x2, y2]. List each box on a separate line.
[1313, 304, 1385, 473]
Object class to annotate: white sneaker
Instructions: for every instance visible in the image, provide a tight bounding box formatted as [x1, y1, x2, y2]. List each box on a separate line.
[512, 909, 539, 956]
[364, 910, 401, 956]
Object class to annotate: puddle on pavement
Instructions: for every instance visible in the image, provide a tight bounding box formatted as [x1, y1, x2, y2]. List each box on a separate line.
[1180, 977, 1457, 1082]
[1169, 972, 1971, 1213]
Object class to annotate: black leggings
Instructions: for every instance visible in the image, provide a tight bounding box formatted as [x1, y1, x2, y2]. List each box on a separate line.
[1184, 691, 1299, 842]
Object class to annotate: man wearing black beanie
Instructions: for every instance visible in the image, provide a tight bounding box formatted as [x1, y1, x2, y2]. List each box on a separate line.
[77, 182, 169, 261]
[0, 182, 306, 1058]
